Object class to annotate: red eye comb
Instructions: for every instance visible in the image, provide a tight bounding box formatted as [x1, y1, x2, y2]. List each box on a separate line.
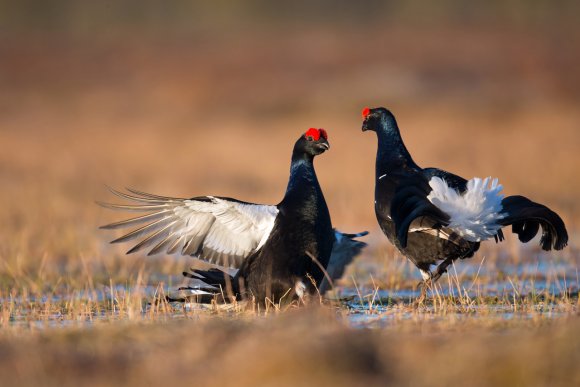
[362, 107, 371, 119]
[319, 128, 328, 140]
[305, 127, 321, 141]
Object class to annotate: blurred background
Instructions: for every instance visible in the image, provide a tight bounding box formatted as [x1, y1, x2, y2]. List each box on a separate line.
[1, 1, 578, 277]
[1, 4, 580, 385]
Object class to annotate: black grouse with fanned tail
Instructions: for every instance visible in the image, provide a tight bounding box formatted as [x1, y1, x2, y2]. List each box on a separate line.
[99, 128, 367, 304]
[362, 107, 568, 288]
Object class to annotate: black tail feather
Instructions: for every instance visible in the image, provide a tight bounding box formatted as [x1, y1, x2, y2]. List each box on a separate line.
[499, 195, 568, 251]
[494, 229, 505, 243]
[319, 230, 369, 294]
[190, 268, 235, 288]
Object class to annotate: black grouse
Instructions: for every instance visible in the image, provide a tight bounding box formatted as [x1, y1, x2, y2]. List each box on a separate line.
[362, 107, 568, 292]
[99, 128, 367, 305]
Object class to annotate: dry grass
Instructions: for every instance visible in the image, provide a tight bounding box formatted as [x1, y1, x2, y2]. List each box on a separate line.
[1, 3, 579, 386]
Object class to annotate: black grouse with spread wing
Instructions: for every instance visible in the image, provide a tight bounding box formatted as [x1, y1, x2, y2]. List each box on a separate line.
[99, 128, 367, 304]
[362, 107, 568, 289]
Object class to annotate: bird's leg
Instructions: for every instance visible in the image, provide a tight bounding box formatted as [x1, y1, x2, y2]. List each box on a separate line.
[431, 257, 454, 283]
[415, 258, 455, 305]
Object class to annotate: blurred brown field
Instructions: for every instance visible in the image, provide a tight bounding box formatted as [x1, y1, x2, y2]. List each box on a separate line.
[2, 8, 579, 272]
[0, 308, 579, 387]
[0, 2, 579, 386]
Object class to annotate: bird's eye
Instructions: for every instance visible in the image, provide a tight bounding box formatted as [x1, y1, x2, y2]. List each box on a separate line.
[304, 128, 319, 141]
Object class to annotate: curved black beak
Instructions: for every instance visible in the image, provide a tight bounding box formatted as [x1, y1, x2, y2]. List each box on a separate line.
[361, 107, 372, 131]
[362, 118, 370, 132]
[316, 140, 330, 151]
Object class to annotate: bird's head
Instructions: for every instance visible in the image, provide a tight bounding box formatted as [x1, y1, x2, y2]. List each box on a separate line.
[361, 107, 397, 133]
[294, 128, 330, 157]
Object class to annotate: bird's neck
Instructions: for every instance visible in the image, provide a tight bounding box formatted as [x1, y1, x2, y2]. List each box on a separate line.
[281, 154, 322, 206]
[375, 120, 418, 178]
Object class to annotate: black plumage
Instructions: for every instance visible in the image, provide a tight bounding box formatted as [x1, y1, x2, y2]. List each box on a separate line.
[362, 107, 568, 287]
[226, 131, 335, 303]
[99, 128, 367, 305]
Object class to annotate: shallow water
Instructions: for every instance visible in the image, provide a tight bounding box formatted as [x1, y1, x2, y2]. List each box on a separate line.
[3, 282, 578, 329]
[3, 251, 578, 329]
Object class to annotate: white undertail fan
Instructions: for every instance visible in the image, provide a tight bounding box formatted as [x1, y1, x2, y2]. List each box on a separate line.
[427, 177, 505, 242]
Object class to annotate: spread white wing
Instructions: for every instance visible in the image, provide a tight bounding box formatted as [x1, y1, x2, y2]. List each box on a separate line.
[98, 188, 278, 268]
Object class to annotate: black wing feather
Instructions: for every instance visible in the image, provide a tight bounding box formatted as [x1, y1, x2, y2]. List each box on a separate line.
[390, 174, 450, 248]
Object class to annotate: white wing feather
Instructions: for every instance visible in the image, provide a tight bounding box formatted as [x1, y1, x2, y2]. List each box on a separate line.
[99, 189, 278, 268]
